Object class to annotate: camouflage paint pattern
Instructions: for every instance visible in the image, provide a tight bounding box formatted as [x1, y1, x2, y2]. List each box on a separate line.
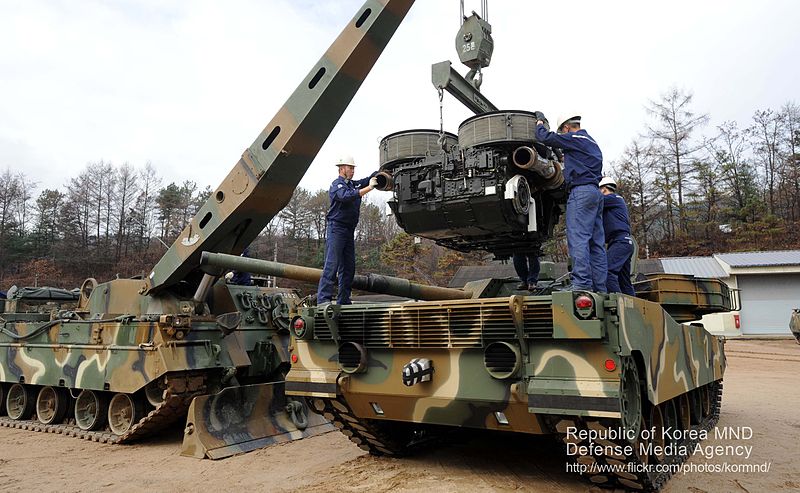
[634, 274, 737, 323]
[287, 278, 730, 434]
[0, 279, 294, 400]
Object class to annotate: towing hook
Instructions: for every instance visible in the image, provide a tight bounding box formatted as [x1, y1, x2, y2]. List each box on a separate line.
[286, 400, 309, 430]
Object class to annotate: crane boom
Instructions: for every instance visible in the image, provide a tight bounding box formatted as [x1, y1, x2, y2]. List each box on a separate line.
[146, 0, 415, 294]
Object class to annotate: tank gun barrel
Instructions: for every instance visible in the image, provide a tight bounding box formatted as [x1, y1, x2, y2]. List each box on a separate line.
[200, 252, 472, 301]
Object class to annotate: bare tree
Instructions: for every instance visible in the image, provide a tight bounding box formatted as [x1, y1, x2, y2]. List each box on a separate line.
[750, 109, 783, 216]
[134, 162, 162, 251]
[613, 139, 660, 249]
[780, 102, 800, 221]
[114, 162, 139, 260]
[646, 87, 709, 233]
[308, 189, 329, 245]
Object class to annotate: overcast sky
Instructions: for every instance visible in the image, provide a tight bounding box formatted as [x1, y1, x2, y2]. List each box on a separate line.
[1, 0, 798, 199]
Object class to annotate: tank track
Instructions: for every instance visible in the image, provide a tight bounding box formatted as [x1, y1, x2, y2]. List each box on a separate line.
[0, 372, 206, 444]
[312, 381, 721, 491]
[308, 395, 422, 456]
[552, 380, 723, 491]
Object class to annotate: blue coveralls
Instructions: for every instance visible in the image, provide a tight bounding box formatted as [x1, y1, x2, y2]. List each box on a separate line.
[512, 253, 540, 287]
[602, 193, 635, 295]
[535, 125, 607, 292]
[316, 174, 373, 304]
[230, 247, 252, 286]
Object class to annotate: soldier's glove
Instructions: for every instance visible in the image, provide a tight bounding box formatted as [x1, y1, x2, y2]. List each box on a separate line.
[369, 176, 379, 188]
[534, 111, 549, 130]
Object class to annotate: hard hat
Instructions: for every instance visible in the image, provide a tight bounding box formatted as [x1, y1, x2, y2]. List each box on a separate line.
[554, 113, 582, 132]
[599, 176, 617, 191]
[335, 156, 356, 166]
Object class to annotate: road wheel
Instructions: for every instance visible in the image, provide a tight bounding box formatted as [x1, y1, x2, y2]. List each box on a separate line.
[688, 387, 703, 425]
[145, 380, 166, 408]
[36, 386, 69, 425]
[676, 393, 691, 430]
[619, 357, 642, 440]
[108, 393, 144, 436]
[75, 390, 108, 431]
[6, 383, 36, 420]
[661, 400, 679, 447]
[700, 384, 712, 417]
[646, 403, 665, 464]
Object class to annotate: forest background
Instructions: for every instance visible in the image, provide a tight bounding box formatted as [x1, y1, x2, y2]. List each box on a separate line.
[1, 89, 798, 292]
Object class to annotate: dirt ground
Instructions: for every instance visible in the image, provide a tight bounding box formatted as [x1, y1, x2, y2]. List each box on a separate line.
[1, 339, 798, 493]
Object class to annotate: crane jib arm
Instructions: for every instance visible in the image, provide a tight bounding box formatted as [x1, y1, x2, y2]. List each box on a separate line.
[145, 0, 415, 294]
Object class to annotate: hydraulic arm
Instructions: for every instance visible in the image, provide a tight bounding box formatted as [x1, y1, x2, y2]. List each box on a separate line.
[145, 0, 415, 295]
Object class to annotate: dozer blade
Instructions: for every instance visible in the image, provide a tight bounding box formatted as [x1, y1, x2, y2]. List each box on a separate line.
[180, 381, 333, 459]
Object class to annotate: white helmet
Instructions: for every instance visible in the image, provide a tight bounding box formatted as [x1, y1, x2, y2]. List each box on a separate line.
[554, 112, 582, 133]
[599, 176, 617, 191]
[335, 156, 356, 166]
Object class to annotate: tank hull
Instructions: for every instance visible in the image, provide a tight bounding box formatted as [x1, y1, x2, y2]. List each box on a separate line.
[287, 291, 727, 490]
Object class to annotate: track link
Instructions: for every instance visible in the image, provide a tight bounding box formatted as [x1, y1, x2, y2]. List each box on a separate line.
[313, 381, 722, 491]
[308, 396, 422, 456]
[552, 380, 723, 491]
[0, 372, 207, 444]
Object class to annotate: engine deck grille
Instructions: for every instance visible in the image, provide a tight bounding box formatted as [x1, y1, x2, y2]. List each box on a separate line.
[314, 297, 554, 348]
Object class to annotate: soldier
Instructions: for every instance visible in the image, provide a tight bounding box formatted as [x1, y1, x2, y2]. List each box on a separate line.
[513, 252, 540, 291]
[316, 156, 379, 305]
[535, 113, 607, 293]
[599, 177, 636, 295]
[228, 247, 253, 286]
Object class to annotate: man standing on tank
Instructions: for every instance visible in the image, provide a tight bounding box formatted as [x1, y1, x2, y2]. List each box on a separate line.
[599, 177, 636, 295]
[534, 113, 607, 292]
[317, 156, 379, 305]
[513, 251, 540, 291]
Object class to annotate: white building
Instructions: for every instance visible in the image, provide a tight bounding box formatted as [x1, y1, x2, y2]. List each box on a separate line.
[661, 250, 800, 336]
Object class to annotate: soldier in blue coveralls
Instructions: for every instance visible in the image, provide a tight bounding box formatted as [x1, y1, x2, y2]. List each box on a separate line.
[316, 156, 379, 304]
[599, 177, 636, 295]
[513, 252, 540, 291]
[534, 112, 607, 292]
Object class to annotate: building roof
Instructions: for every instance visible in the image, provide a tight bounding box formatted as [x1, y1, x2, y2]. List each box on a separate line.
[657, 257, 729, 278]
[714, 250, 800, 268]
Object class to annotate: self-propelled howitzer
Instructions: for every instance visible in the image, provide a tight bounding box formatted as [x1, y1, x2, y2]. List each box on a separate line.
[0, 0, 416, 459]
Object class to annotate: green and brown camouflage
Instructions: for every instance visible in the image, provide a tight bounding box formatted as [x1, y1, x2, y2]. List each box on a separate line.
[2, 0, 417, 455]
[285, 271, 731, 490]
[0, 279, 298, 437]
[287, 280, 727, 425]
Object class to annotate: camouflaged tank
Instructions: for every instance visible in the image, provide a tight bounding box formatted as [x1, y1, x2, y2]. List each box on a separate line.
[0, 277, 330, 455]
[284, 270, 732, 491]
[0, 0, 415, 458]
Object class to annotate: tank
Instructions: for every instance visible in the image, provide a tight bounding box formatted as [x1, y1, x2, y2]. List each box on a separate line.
[286, 270, 730, 490]
[791, 308, 800, 344]
[0, 0, 415, 459]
